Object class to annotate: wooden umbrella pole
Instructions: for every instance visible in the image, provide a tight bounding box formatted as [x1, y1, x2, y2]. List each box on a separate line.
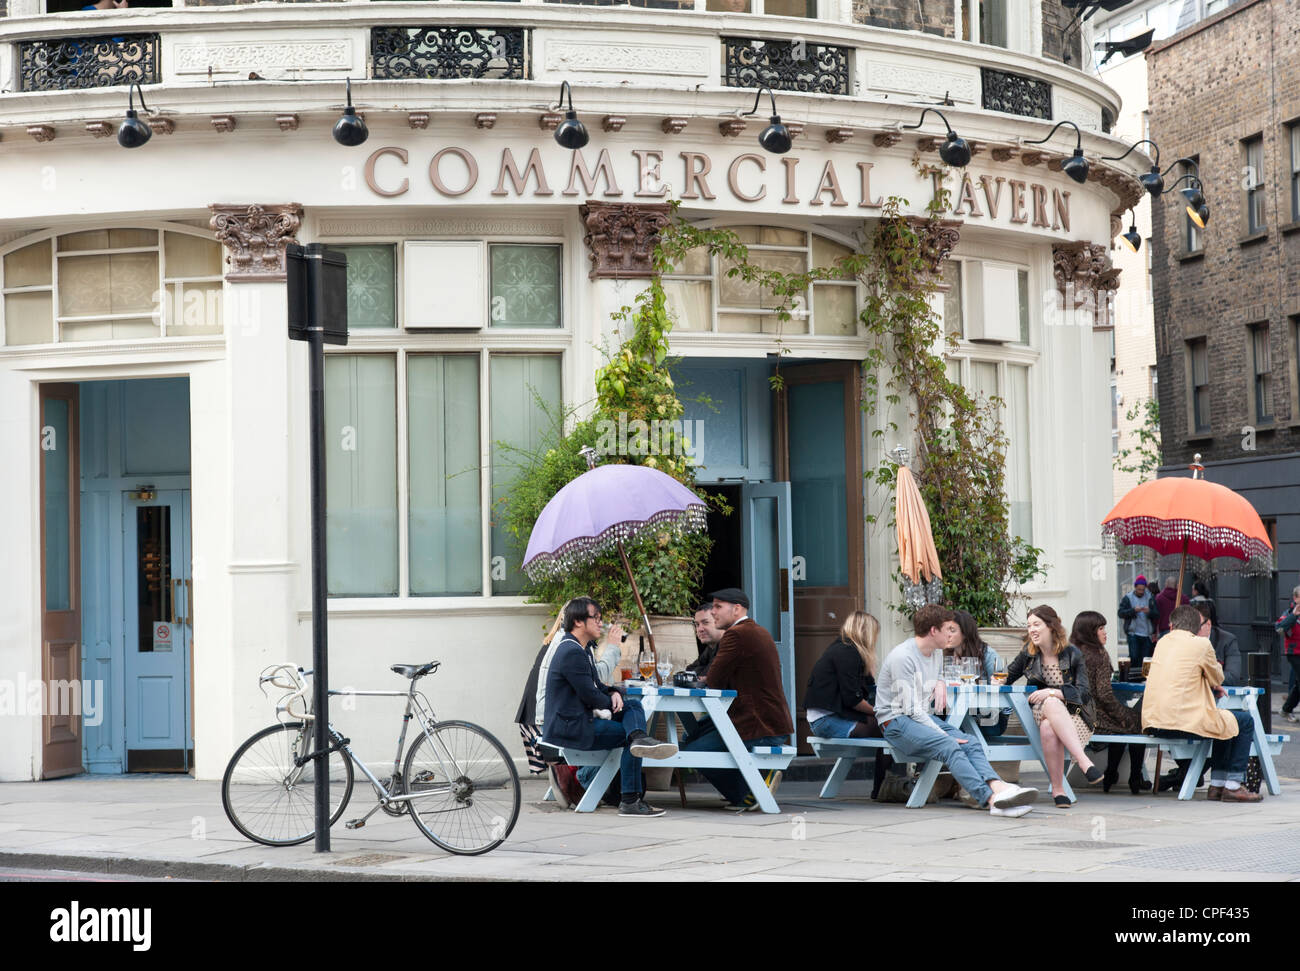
[1175, 534, 1190, 603]
[617, 540, 658, 670]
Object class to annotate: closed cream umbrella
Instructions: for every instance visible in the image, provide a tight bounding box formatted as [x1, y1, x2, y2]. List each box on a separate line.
[893, 448, 943, 608]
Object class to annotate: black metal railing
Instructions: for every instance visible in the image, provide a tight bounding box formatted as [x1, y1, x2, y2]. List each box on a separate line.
[980, 67, 1051, 120]
[370, 26, 529, 80]
[19, 33, 160, 92]
[723, 37, 850, 96]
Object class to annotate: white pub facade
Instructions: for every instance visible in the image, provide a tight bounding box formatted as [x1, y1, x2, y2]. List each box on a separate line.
[0, 1, 1149, 780]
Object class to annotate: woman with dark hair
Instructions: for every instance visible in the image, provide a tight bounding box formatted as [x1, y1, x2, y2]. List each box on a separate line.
[1005, 605, 1103, 805]
[950, 610, 1010, 736]
[1072, 610, 1149, 794]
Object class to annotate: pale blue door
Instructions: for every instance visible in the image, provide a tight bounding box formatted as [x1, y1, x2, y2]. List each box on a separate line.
[123, 489, 192, 768]
[741, 481, 795, 738]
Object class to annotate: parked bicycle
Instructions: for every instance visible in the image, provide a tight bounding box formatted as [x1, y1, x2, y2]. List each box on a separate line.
[221, 661, 521, 856]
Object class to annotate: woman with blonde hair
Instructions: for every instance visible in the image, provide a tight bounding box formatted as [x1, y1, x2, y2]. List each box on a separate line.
[804, 610, 881, 739]
[1004, 604, 1104, 805]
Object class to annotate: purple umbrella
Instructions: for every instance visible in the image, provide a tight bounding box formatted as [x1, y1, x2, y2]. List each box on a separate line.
[522, 451, 707, 663]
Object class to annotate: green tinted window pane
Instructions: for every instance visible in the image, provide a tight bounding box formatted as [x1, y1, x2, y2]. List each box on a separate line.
[408, 355, 482, 596]
[325, 355, 398, 596]
[490, 355, 562, 594]
[788, 381, 847, 587]
[490, 245, 561, 328]
[43, 397, 71, 611]
[337, 245, 396, 330]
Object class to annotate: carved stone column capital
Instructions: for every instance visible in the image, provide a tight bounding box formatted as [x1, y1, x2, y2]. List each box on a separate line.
[904, 216, 962, 274]
[208, 203, 304, 282]
[1053, 240, 1121, 329]
[579, 202, 673, 281]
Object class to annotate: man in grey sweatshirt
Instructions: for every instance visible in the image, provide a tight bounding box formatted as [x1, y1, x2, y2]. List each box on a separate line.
[876, 605, 1038, 816]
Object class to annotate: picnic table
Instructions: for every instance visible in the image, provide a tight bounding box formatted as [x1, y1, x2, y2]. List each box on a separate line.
[810, 683, 1074, 807]
[1107, 682, 1286, 798]
[554, 685, 795, 814]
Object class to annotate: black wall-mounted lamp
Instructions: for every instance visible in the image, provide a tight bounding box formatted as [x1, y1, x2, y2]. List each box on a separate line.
[1120, 210, 1142, 253]
[1023, 119, 1090, 184]
[553, 81, 589, 150]
[1159, 158, 1210, 227]
[899, 107, 971, 168]
[1101, 138, 1163, 197]
[332, 78, 368, 147]
[117, 82, 153, 149]
[741, 85, 792, 155]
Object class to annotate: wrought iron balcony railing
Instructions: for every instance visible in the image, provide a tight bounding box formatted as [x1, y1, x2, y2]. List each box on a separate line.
[980, 67, 1052, 120]
[370, 26, 530, 81]
[19, 33, 160, 92]
[722, 36, 851, 96]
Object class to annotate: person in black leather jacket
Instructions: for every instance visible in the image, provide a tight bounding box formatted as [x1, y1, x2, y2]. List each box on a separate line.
[1005, 604, 1104, 805]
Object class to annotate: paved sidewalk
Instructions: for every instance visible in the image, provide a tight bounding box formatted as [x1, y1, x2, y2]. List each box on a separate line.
[1, 770, 1297, 882]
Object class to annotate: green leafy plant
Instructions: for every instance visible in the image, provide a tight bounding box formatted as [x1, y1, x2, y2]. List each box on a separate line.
[1115, 396, 1161, 483]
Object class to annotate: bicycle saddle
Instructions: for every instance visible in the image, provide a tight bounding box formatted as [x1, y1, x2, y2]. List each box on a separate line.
[391, 661, 439, 679]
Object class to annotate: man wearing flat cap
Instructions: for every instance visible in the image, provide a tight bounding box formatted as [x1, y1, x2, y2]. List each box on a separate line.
[681, 587, 793, 810]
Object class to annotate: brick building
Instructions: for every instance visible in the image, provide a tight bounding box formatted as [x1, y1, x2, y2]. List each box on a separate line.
[1148, 0, 1300, 662]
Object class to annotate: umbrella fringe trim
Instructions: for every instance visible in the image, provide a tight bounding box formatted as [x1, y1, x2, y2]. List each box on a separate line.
[1101, 517, 1273, 564]
[522, 505, 709, 581]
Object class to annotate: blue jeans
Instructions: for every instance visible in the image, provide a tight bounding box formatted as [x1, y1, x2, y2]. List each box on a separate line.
[810, 713, 864, 738]
[1148, 710, 1253, 783]
[681, 727, 786, 806]
[587, 697, 648, 797]
[1127, 634, 1154, 666]
[881, 714, 997, 807]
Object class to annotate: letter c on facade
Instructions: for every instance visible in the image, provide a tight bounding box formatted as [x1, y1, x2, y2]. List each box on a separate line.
[364, 146, 410, 197]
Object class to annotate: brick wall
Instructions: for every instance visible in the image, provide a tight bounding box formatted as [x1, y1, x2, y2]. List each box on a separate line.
[1040, 0, 1073, 64]
[852, 0, 953, 37]
[1148, 0, 1300, 469]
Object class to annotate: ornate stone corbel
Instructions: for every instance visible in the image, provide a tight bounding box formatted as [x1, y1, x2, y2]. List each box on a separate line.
[149, 117, 175, 135]
[211, 115, 237, 134]
[719, 118, 747, 138]
[538, 112, 562, 132]
[27, 125, 55, 143]
[990, 145, 1018, 162]
[578, 202, 673, 281]
[904, 216, 962, 284]
[85, 122, 113, 138]
[208, 203, 304, 283]
[406, 112, 429, 130]
[661, 117, 689, 135]
[277, 114, 300, 132]
[1053, 240, 1122, 329]
[825, 127, 854, 144]
[602, 116, 626, 133]
[873, 131, 901, 148]
[475, 112, 497, 130]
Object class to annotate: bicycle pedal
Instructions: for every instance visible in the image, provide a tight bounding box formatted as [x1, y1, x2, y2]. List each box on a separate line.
[344, 818, 366, 830]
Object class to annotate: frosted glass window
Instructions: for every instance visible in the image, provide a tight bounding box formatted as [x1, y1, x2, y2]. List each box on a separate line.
[1007, 364, 1031, 543]
[59, 228, 157, 251]
[969, 360, 999, 405]
[663, 280, 711, 332]
[5, 240, 52, 287]
[811, 237, 854, 278]
[670, 247, 710, 275]
[163, 232, 221, 278]
[719, 252, 806, 309]
[58, 252, 158, 317]
[490, 355, 562, 594]
[325, 355, 398, 596]
[408, 355, 482, 596]
[43, 397, 70, 612]
[942, 261, 963, 339]
[718, 312, 808, 335]
[62, 317, 160, 342]
[489, 245, 561, 328]
[5, 291, 54, 345]
[165, 283, 223, 336]
[337, 244, 396, 330]
[814, 285, 856, 336]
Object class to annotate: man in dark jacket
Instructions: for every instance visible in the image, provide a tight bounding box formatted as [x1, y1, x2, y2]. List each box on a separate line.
[542, 597, 677, 817]
[683, 587, 794, 810]
[1193, 599, 1242, 686]
[1155, 576, 1189, 640]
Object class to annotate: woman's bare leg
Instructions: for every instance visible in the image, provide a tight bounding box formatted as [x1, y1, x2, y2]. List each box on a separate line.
[1040, 696, 1094, 771]
[1039, 720, 1065, 795]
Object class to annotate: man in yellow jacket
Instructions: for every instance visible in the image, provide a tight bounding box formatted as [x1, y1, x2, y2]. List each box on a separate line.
[1142, 604, 1261, 803]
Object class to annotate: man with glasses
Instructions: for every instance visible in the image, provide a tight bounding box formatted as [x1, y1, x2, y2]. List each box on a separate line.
[542, 597, 677, 816]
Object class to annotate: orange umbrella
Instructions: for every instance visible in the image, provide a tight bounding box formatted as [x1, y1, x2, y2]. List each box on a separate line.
[896, 464, 942, 595]
[1102, 457, 1272, 600]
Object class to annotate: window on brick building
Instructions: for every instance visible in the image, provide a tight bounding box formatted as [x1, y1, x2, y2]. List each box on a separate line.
[1187, 338, 1210, 435]
[1243, 135, 1266, 235]
[1149, 365, 1158, 401]
[1182, 157, 1203, 253]
[1250, 323, 1273, 424]
[1111, 379, 1119, 457]
[1289, 122, 1300, 223]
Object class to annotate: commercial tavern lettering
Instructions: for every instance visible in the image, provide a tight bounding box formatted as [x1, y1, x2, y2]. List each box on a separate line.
[362, 145, 1074, 232]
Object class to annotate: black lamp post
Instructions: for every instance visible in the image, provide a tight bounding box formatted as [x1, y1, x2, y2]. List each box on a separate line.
[1023, 119, 1090, 184]
[117, 82, 153, 149]
[332, 78, 368, 147]
[899, 107, 971, 168]
[1101, 138, 1163, 197]
[742, 85, 792, 155]
[553, 80, 589, 150]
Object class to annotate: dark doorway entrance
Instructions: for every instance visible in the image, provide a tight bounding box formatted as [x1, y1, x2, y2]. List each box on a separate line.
[698, 484, 742, 600]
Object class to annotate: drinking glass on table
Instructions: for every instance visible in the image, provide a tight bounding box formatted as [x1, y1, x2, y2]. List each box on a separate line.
[656, 658, 673, 686]
[991, 669, 1008, 686]
[1141, 658, 1152, 679]
[959, 658, 980, 686]
[638, 648, 656, 682]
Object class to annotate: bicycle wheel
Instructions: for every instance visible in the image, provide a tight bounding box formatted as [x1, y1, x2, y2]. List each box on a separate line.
[402, 720, 521, 855]
[221, 722, 354, 847]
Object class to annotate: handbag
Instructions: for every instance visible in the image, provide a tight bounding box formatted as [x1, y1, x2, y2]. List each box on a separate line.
[1245, 755, 1263, 794]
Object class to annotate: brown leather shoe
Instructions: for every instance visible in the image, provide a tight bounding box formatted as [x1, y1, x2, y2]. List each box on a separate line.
[1206, 786, 1223, 801]
[1220, 787, 1263, 803]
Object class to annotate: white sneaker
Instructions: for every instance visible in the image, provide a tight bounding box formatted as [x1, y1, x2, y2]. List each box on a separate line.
[989, 804, 1032, 818]
[991, 784, 1039, 809]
